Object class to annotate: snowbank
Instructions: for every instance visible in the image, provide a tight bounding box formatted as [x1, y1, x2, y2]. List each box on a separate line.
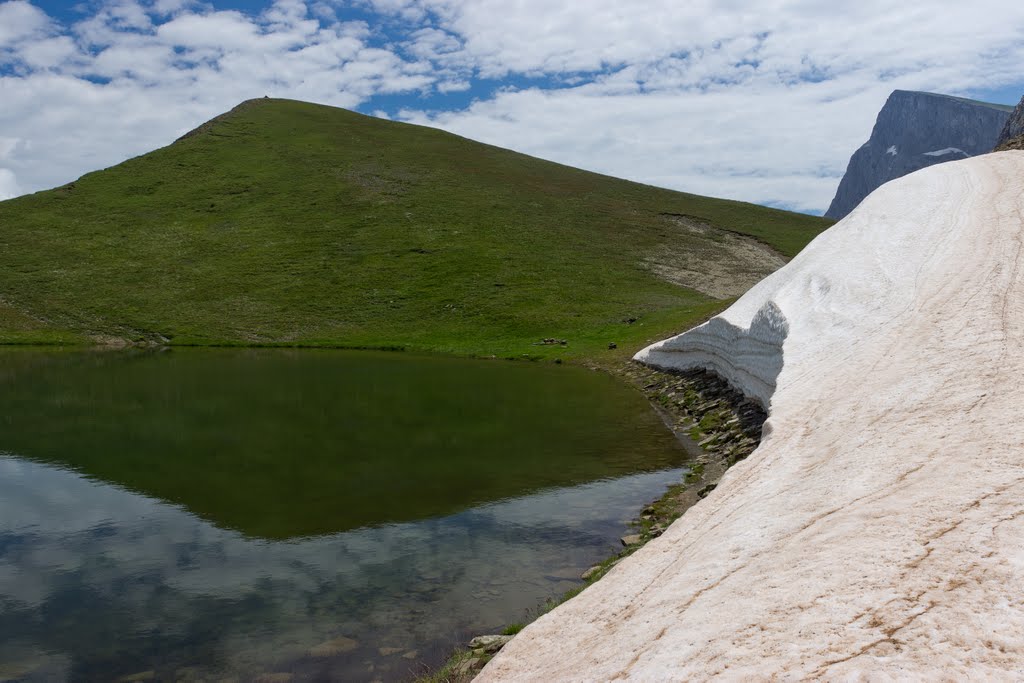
[478, 151, 1024, 679]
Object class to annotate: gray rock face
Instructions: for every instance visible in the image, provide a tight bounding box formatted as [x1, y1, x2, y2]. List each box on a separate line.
[825, 90, 1011, 219]
[994, 96, 1024, 152]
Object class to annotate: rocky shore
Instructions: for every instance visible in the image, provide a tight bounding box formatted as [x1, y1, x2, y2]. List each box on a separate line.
[421, 360, 766, 682]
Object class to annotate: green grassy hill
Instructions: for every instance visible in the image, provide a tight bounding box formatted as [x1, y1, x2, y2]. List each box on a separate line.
[0, 98, 831, 358]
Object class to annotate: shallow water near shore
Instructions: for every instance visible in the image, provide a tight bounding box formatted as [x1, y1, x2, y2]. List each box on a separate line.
[0, 348, 687, 681]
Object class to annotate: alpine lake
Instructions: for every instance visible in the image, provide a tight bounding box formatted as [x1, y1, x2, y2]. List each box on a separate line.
[0, 348, 691, 682]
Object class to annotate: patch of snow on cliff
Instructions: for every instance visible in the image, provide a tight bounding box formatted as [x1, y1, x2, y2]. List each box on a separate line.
[886, 145, 897, 155]
[923, 147, 967, 156]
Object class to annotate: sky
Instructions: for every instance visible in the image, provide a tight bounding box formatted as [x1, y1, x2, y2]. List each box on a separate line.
[1, 0, 1023, 214]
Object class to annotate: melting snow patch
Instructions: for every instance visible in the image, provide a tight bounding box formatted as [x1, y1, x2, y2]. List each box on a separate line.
[886, 145, 897, 156]
[923, 147, 967, 157]
[479, 153, 1024, 681]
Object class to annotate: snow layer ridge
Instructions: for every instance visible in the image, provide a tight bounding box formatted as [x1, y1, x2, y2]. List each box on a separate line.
[635, 299, 787, 409]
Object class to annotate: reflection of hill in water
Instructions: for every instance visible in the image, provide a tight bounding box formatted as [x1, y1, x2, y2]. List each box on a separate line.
[0, 348, 684, 539]
[0, 453, 684, 681]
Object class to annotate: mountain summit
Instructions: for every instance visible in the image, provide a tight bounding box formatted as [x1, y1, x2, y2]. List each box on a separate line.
[825, 90, 1011, 219]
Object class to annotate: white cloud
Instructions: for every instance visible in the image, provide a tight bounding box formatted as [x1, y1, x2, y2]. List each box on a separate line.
[73, 0, 154, 47]
[397, 75, 881, 212]
[155, 11, 260, 50]
[1, 0, 1024, 212]
[405, 27, 462, 61]
[370, 0, 1024, 85]
[0, 168, 21, 200]
[0, 0, 442, 197]
[310, 2, 336, 21]
[151, 0, 195, 15]
[0, 137, 20, 160]
[382, 0, 1024, 211]
[17, 35, 77, 69]
[0, 0, 51, 47]
[437, 79, 469, 93]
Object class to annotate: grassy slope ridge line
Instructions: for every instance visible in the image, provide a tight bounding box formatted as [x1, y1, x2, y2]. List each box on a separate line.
[0, 98, 831, 357]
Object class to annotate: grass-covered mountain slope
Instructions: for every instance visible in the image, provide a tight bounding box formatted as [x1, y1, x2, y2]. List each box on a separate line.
[0, 98, 831, 357]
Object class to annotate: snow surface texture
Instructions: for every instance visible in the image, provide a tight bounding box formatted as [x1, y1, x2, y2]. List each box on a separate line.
[478, 152, 1024, 680]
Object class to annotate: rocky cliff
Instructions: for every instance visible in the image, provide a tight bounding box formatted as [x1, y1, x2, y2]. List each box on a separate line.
[994, 95, 1024, 151]
[480, 152, 1024, 680]
[825, 90, 1010, 219]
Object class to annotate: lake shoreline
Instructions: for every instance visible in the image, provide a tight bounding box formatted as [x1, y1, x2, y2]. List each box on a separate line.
[420, 360, 767, 682]
[0, 345, 697, 683]
[0, 342, 763, 682]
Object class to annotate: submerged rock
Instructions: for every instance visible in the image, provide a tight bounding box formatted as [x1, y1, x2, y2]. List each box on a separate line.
[307, 636, 358, 657]
[116, 672, 155, 683]
[479, 153, 1024, 679]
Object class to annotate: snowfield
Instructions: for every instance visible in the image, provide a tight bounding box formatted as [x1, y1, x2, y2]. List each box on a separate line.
[478, 151, 1024, 680]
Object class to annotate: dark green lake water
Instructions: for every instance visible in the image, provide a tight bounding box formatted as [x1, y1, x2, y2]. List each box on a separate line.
[0, 349, 688, 682]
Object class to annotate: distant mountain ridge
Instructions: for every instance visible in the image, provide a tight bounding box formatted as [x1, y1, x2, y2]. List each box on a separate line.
[825, 90, 1011, 219]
